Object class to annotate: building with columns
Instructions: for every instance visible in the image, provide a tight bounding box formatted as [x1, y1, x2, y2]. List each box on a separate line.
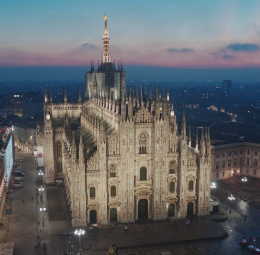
[43, 15, 211, 227]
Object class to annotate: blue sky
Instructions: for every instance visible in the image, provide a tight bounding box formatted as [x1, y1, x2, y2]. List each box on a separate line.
[1, 0, 260, 81]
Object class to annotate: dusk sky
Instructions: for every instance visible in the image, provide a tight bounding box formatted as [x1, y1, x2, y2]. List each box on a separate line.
[1, 0, 260, 82]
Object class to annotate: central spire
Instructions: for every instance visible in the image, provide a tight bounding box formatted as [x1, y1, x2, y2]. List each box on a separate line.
[102, 14, 111, 63]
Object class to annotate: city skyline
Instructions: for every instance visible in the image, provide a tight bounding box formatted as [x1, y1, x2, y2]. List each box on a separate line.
[1, 0, 260, 82]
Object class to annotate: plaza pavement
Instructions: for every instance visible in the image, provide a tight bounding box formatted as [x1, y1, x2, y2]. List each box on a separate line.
[79, 217, 227, 254]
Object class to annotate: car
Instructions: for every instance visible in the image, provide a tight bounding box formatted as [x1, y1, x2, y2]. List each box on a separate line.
[14, 169, 25, 173]
[14, 177, 23, 181]
[241, 177, 248, 182]
[14, 181, 23, 186]
[13, 183, 23, 188]
[19, 157, 23, 162]
[15, 172, 25, 177]
[14, 170, 25, 174]
[247, 245, 260, 253]
[15, 167, 25, 172]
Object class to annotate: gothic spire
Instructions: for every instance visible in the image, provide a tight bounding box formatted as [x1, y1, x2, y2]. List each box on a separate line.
[181, 108, 186, 137]
[44, 84, 48, 103]
[196, 127, 198, 151]
[102, 14, 111, 63]
[49, 84, 52, 103]
[63, 84, 67, 104]
[78, 86, 82, 103]
[128, 86, 133, 119]
[188, 126, 191, 147]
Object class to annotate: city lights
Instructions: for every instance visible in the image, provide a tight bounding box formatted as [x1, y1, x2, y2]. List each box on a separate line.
[228, 194, 235, 201]
[74, 229, 85, 250]
[210, 182, 216, 189]
[39, 186, 44, 192]
[241, 177, 248, 182]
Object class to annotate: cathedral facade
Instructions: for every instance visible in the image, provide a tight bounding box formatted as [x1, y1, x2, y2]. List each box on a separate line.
[43, 15, 211, 227]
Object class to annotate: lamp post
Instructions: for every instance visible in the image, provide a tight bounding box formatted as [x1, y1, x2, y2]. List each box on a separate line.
[243, 214, 249, 239]
[74, 229, 85, 251]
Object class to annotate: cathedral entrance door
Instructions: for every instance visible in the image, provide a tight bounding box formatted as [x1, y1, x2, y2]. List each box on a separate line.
[110, 208, 117, 222]
[187, 202, 194, 216]
[138, 199, 148, 220]
[89, 210, 97, 224]
[168, 204, 175, 217]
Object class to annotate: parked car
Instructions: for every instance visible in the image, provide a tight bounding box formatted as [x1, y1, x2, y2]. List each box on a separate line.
[13, 183, 23, 188]
[15, 172, 25, 177]
[15, 176, 23, 181]
[14, 170, 25, 175]
[247, 245, 260, 253]
[15, 167, 25, 172]
[14, 169, 25, 174]
[14, 181, 23, 186]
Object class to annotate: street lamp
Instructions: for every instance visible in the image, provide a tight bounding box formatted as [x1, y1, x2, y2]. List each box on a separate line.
[243, 214, 249, 239]
[241, 177, 248, 182]
[228, 194, 235, 201]
[74, 229, 85, 251]
[210, 182, 216, 189]
[39, 186, 44, 192]
[40, 207, 47, 212]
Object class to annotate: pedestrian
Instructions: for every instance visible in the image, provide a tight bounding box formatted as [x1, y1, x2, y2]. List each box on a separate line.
[17, 217, 18, 222]
[32, 197, 33, 200]
[23, 199, 24, 203]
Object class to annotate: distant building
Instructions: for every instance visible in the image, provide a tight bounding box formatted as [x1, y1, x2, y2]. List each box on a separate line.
[220, 80, 232, 113]
[0, 105, 14, 118]
[211, 142, 260, 180]
[0, 129, 14, 219]
[22, 102, 43, 119]
[222, 80, 232, 97]
[9, 93, 24, 117]
[13, 120, 37, 154]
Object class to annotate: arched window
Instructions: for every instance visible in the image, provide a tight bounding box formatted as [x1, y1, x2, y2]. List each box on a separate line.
[57, 141, 62, 173]
[168, 204, 175, 217]
[109, 164, 116, 177]
[139, 132, 148, 154]
[90, 187, 95, 198]
[170, 182, 175, 192]
[169, 161, 176, 174]
[188, 180, 193, 191]
[140, 167, 147, 181]
[111, 186, 116, 197]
